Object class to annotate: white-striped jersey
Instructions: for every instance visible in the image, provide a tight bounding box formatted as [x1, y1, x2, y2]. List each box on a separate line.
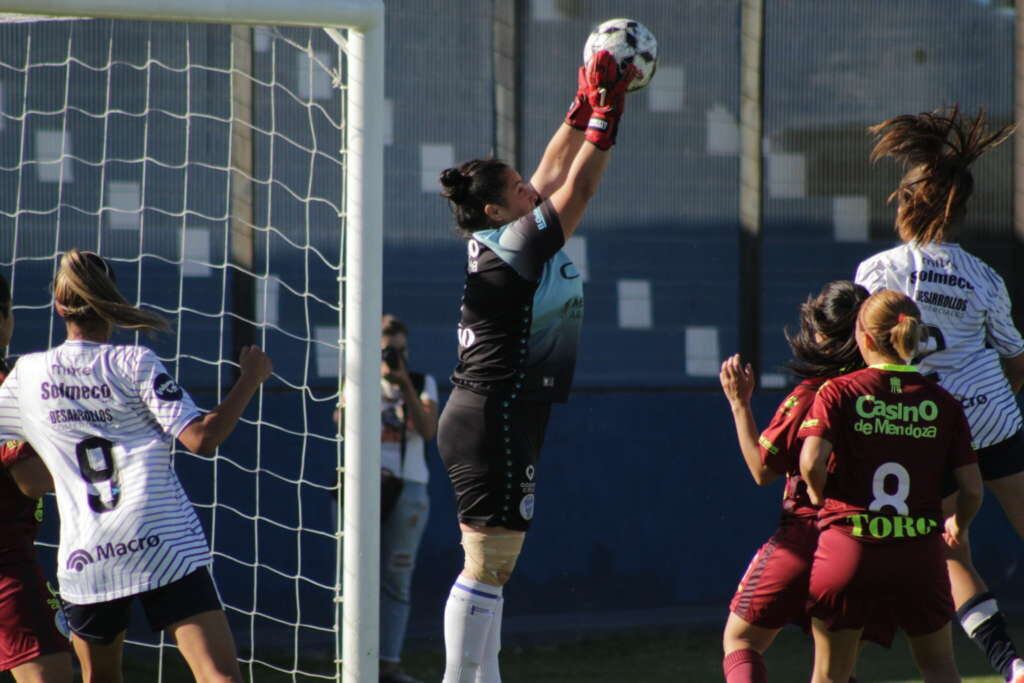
[855, 243, 1024, 448]
[0, 341, 210, 604]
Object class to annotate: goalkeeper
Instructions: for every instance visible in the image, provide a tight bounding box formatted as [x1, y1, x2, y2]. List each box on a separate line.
[435, 51, 636, 683]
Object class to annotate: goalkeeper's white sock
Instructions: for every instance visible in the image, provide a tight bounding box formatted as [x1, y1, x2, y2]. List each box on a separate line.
[475, 593, 503, 683]
[442, 577, 502, 683]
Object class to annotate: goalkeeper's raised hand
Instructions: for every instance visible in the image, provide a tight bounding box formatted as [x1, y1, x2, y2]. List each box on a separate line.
[583, 50, 639, 151]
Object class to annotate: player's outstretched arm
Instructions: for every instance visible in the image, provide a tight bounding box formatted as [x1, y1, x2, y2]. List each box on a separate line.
[529, 67, 589, 199]
[719, 354, 777, 485]
[799, 436, 832, 506]
[548, 52, 637, 240]
[178, 346, 273, 456]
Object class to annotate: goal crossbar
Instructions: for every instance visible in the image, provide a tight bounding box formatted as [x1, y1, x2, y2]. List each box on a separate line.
[0, 3, 385, 682]
[0, 0, 383, 29]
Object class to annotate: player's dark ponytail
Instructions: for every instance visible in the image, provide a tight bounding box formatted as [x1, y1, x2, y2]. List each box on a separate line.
[786, 280, 869, 379]
[869, 106, 1014, 245]
[440, 158, 510, 237]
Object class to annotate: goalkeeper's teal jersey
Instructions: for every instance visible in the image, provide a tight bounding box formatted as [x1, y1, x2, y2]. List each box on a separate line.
[451, 200, 584, 403]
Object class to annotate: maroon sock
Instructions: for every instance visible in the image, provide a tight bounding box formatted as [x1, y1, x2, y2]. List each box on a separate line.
[723, 649, 767, 683]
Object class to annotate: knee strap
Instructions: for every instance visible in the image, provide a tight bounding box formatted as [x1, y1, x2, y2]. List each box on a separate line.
[461, 529, 524, 586]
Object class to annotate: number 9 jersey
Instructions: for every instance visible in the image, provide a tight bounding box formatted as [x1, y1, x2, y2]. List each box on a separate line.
[0, 340, 210, 605]
[855, 243, 1024, 449]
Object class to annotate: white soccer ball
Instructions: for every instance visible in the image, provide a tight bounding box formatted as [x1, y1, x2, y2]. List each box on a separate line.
[582, 18, 658, 92]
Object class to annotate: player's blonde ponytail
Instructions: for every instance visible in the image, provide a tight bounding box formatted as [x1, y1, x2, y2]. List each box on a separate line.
[859, 289, 925, 363]
[54, 249, 169, 333]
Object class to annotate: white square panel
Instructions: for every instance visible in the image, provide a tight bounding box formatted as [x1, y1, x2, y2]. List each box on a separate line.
[182, 227, 211, 277]
[253, 27, 272, 53]
[617, 279, 652, 329]
[531, 0, 566, 21]
[648, 65, 685, 113]
[562, 236, 589, 282]
[706, 103, 739, 156]
[767, 153, 806, 199]
[296, 50, 333, 101]
[106, 180, 140, 230]
[833, 195, 870, 242]
[420, 143, 454, 193]
[255, 275, 280, 327]
[315, 325, 340, 378]
[685, 326, 720, 377]
[35, 130, 73, 183]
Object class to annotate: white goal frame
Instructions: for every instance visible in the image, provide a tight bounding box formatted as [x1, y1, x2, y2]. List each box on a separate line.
[0, 2, 385, 681]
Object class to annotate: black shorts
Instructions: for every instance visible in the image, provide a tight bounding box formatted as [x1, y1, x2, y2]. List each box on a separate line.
[438, 387, 551, 532]
[942, 430, 1024, 497]
[62, 567, 221, 644]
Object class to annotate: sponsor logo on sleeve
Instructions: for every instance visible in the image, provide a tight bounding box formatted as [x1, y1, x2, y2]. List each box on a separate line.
[154, 373, 183, 401]
[532, 207, 548, 231]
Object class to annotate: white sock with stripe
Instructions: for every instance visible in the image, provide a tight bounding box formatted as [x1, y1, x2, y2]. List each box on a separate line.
[475, 593, 504, 683]
[442, 577, 503, 683]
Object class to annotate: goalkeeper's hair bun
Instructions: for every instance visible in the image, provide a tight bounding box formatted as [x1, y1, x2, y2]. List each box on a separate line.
[439, 158, 511, 236]
[439, 167, 470, 202]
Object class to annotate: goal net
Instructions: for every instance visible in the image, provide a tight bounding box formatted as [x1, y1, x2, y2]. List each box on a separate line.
[0, 8, 382, 681]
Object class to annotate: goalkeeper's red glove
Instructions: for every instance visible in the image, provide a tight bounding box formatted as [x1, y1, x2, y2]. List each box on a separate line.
[583, 51, 639, 151]
[564, 66, 592, 131]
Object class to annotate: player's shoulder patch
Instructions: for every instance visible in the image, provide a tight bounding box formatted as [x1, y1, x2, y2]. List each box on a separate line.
[777, 394, 800, 416]
[153, 373, 183, 401]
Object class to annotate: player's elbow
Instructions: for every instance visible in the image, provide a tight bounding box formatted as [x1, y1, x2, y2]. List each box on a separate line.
[751, 466, 776, 486]
[178, 418, 221, 456]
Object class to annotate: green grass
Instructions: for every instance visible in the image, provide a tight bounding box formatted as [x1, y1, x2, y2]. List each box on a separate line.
[396, 623, 1013, 683]
[2, 622, 1017, 681]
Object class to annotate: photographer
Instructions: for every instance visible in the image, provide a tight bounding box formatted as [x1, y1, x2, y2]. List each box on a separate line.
[337, 315, 438, 683]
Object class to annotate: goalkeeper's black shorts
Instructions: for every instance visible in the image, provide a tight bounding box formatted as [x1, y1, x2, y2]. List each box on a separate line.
[438, 386, 551, 532]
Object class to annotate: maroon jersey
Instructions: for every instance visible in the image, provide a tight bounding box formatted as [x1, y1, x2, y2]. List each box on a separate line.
[799, 365, 976, 543]
[758, 378, 823, 521]
[0, 366, 41, 568]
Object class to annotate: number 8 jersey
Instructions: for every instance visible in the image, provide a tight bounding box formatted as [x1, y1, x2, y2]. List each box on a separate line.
[855, 243, 1024, 449]
[0, 340, 210, 604]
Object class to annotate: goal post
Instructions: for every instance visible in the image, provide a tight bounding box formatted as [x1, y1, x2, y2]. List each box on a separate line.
[0, 2, 384, 681]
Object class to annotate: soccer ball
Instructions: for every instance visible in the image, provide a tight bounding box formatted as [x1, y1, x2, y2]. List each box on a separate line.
[582, 18, 658, 92]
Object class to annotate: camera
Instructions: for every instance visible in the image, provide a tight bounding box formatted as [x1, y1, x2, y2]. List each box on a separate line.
[382, 346, 402, 371]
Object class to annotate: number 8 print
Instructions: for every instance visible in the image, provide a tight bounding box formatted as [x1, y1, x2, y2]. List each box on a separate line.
[75, 436, 120, 513]
[869, 461, 910, 515]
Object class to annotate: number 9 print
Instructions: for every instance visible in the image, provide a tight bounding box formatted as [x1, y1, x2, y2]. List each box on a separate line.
[76, 436, 120, 513]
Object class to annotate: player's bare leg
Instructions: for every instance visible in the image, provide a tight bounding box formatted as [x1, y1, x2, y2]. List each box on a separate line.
[722, 614, 776, 682]
[167, 609, 243, 683]
[809, 619, 860, 683]
[907, 623, 960, 683]
[72, 631, 125, 683]
[9, 652, 73, 683]
[943, 492, 1023, 679]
